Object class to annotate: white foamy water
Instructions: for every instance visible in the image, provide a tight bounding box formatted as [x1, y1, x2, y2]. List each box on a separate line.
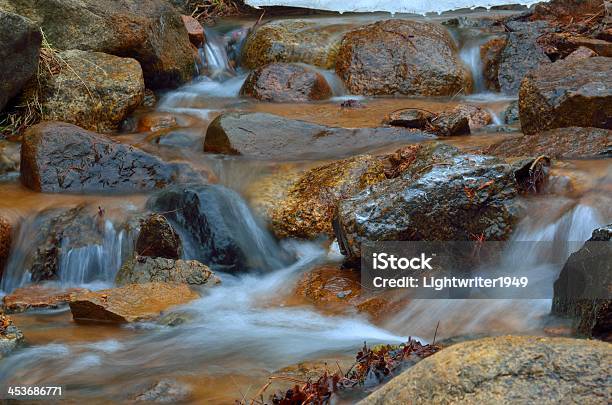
[245, 0, 541, 14]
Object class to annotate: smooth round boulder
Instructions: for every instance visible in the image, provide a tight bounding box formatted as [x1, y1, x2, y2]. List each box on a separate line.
[39, 50, 144, 133]
[335, 19, 471, 96]
[240, 63, 332, 102]
[519, 56, 612, 135]
[360, 335, 612, 405]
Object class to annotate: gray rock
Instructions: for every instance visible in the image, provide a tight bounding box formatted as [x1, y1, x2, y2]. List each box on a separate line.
[204, 112, 430, 160]
[498, 21, 551, 95]
[116, 256, 219, 287]
[0, 10, 41, 112]
[360, 335, 612, 405]
[20, 122, 200, 193]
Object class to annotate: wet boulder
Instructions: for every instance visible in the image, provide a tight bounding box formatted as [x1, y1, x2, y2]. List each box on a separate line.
[181, 14, 204, 47]
[38, 50, 144, 132]
[248, 155, 387, 239]
[480, 36, 506, 92]
[0, 314, 23, 358]
[69, 282, 199, 323]
[482, 127, 612, 159]
[382, 109, 434, 129]
[519, 57, 612, 134]
[429, 111, 470, 136]
[0, 10, 41, 112]
[136, 214, 182, 259]
[335, 19, 471, 96]
[384, 105, 492, 135]
[335, 144, 522, 261]
[20, 122, 199, 193]
[0, 216, 10, 277]
[0, 0, 195, 89]
[552, 224, 611, 341]
[361, 335, 612, 404]
[116, 256, 218, 287]
[498, 21, 551, 95]
[240, 63, 332, 102]
[2, 285, 88, 313]
[204, 112, 429, 160]
[241, 19, 358, 70]
[148, 184, 288, 273]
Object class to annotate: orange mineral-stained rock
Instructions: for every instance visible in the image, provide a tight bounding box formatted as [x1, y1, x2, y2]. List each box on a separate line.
[181, 15, 205, 46]
[3, 285, 89, 313]
[69, 282, 199, 324]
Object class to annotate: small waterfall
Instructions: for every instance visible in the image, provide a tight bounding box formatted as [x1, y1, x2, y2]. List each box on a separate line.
[1, 209, 137, 293]
[57, 220, 129, 287]
[199, 28, 235, 79]
[458, 33, 492, 94]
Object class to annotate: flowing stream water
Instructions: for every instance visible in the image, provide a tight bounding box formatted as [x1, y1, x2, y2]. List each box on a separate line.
[0, 8, 610, 404]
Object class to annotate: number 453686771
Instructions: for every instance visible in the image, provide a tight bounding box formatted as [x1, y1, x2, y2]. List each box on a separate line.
[6, 386, 63, 397]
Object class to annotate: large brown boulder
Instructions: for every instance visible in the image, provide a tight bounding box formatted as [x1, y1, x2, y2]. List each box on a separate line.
[361, 335, 612, 405]
[335, 19, 471, 96]
[204, 112, 429, 160]
[482, 127, 612, 159]
[0, 10, 40, 112]
[20, 122, 199, 193]
[135, 214, 182, 259]
[0, 0, 195, 89]
[39, 50, 144, 132]
[240, 63, 332, 102]
[115, 256, 219, 287]
[241, 19, 358, 70]
[519, 57, 612, 134]
[552, 224, 611, 341]
[0, 216, 11, 276]
[334, 144, 525, 261]
[247, 155, 386, 239]
[69, 282, 199, 323]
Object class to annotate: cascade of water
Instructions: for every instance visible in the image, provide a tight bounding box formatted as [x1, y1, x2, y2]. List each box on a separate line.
[459, 37, 488, 94]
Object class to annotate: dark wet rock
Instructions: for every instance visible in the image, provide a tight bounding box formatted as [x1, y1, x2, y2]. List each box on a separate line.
[0, 10, 41, 112]
[248, 155, 387, 239]
[503, 100, 520, 125]
[0, 140, 20, 178]
[20, 122, 199, 193]
[240, 63, 332, 102]
[565, 45, 598, 61]
[498, 21, 551, 95]
[136, 214, 182, 259]
[38, 50, 144, 132]
[0, 0, 195, 89]
[361, 335, 612, 405]
[382, 109, 434, 129]
[0, 216, 11, 276]
[519, 57, 612, 134]
[335, 19, 471, 96]
[552, 224, 612, 341]
[0, 314, 23, 358]
[335, 143, 524, 261]
[453, 104, 493, 130]
[133, 379, 192, 403]
[69, 282, 199, 323]
[116, 256, 219, 287]
[148, 184, 288, 273]
[480, 36, 506, 92]
[482, 127, 611, 159]
[532, 0, 607, 22]
[2, 285, 88, 313]
[204, 112, 429, 160]
[241, 19, 357, 70]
